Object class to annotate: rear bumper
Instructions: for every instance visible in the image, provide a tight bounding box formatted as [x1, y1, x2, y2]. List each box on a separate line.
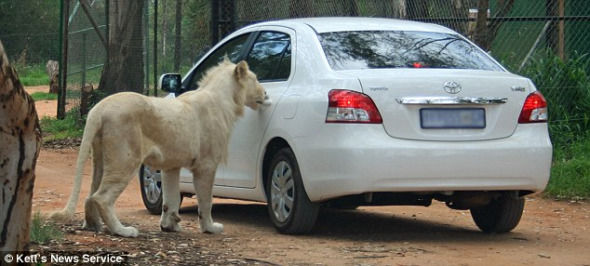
[294, 123, 553, 202]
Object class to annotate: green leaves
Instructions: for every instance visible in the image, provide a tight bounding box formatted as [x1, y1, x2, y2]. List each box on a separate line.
[521, 50, 590, 146]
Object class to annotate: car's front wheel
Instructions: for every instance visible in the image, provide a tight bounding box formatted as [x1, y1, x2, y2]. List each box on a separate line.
[139, 165, 163, 214]
[266, 148, 319, 234]
[470, 192, 525, 233]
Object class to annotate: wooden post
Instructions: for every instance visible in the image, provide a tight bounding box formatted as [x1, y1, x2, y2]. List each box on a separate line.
[547, 0, 565, 59]
[0, 40, 42, 253]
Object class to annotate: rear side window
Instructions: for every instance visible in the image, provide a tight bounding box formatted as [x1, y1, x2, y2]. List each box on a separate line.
[245, 31, 291, 82]
[319, 31, 503, 71]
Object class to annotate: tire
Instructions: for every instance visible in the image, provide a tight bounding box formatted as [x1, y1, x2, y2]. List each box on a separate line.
[139, 165, 163, 215]
[470, 192, 525, 233]
[266, 148, 319, 234]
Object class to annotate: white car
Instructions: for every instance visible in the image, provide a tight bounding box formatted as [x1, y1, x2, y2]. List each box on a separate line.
[140, 17, 552, 234]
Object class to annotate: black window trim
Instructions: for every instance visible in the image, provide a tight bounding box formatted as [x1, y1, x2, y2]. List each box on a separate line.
[246, 30, 293, 83]
[182, 29, 294, 92]
[182, 31, 259, 92]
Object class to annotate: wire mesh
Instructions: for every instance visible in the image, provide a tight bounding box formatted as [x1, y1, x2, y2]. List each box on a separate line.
[64, 0, 108, 109]
[1, 0, 588, 132]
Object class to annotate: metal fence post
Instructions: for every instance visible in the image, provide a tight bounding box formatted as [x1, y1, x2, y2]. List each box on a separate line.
[153, 0, 158, 97]
[57, 0, 69, 120]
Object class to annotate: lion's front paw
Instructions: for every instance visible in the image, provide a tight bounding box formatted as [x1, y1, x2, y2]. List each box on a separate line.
[116, 226, 139, 238]
[202, 222, 224, 234]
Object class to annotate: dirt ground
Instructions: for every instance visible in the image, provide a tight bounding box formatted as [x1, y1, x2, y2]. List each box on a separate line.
[28, 87, 590, 265]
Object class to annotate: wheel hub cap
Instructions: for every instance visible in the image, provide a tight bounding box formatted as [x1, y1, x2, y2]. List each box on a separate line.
[271, 161, 295, 223]
[142, 167, 162, 204]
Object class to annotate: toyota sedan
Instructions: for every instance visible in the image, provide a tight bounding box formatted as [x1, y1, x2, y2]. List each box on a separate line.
[140, 17, 552, 234]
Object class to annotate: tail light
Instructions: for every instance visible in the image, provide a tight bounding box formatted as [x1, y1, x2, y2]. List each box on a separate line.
[518, 91, 548, 123]
[326, 89, 382, 124]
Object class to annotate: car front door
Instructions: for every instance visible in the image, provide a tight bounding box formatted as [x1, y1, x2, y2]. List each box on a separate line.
[218, 27, 295, 188]
[178, 32, 255, 185]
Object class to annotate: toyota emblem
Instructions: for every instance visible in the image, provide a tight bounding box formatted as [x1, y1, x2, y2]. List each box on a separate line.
[443, 81, 462, 94]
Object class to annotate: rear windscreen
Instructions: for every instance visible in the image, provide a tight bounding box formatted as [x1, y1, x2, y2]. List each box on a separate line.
[318, 31, 503, 71]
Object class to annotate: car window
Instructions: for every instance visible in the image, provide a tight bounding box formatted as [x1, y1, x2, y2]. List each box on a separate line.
[187, 33, 251, 91]
[318, 31, 503, 71]
[245, 31, 291, 82]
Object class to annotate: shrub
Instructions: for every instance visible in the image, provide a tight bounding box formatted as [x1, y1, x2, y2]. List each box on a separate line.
[520, 50, 590, 146]
[40, 107, 85, 141]
[521, 50, 590, 199]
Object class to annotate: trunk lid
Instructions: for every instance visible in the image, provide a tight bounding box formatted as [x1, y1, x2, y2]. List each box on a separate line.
[347, 69, 532, 141]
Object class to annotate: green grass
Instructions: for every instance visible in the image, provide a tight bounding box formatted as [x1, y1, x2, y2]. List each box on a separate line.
[545, 136, 590, 200]
[30, 212, 63, 244]
[30, 91, 58, 101]
[16, 64, 49, 86]
[40, 107, 85, 141]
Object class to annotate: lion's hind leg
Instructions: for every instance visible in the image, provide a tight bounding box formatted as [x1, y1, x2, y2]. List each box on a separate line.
[159, 168, 183, 232]
[192, 166, 224, 234]
[83, 142, 104, 232]
[90, 168, 140, 238]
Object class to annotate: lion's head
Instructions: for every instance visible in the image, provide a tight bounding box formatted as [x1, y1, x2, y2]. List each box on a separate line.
[233, 61, 266, 111]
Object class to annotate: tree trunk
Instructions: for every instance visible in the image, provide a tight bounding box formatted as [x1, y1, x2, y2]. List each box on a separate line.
[406, 0, 429, 20]
[97, 0, 145, 97]
[474, 0, 489, 48]
[162, 0, 168, 57]
[80, 84, 94, 117]
[450, 0, 470, 35]
[392, 0, 407, 18]
[45, 60, 59, 94]
[485, 0, 515, 50]
[0, 40, 42, 253]
[174, 0, 182, 72]
[289, 0, 313, 18]
[474, 0, 515, 51]
[345, 0, 360, 16]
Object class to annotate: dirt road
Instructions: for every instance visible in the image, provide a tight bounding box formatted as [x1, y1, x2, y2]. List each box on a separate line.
[27, 88, 589, 265]
[33, 148, 590, 265]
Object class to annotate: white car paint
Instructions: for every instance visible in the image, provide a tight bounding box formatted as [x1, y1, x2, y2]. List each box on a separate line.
[165, 17, 551, 206]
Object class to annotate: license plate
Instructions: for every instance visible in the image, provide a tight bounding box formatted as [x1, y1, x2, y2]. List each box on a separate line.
[420, 108, 486, 129]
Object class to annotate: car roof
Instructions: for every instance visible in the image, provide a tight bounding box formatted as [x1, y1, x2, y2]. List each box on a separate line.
[247, 17, 456, 34]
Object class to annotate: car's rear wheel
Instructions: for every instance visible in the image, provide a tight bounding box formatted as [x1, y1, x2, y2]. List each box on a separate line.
[139, 165, 163, 214]
[470, 192, 525, 233]
[266, 148, 319, 234]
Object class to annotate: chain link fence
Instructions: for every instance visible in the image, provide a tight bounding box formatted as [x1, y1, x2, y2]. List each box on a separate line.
[63, 0, 109, 114]
[173, 0, 590, 143]
[1, 0, 588, 138]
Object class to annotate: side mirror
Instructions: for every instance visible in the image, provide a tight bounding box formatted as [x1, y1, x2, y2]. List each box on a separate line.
[159, 74, 181, 93]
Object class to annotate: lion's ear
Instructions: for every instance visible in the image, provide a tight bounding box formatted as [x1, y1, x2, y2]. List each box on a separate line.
[234, 61, 249, 82]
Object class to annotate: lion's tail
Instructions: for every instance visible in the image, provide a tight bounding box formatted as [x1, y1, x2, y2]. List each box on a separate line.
[49, 113, 100, 223]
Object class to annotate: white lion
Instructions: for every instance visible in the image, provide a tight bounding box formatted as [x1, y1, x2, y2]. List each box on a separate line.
[50, 60, 266, 237]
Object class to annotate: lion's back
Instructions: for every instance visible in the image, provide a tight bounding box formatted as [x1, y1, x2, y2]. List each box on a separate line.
[88, 92, 150, 120]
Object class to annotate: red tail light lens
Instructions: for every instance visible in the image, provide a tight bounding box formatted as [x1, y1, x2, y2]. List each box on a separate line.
[518, 91, 548, 123]
[326, 89, 382, 124]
